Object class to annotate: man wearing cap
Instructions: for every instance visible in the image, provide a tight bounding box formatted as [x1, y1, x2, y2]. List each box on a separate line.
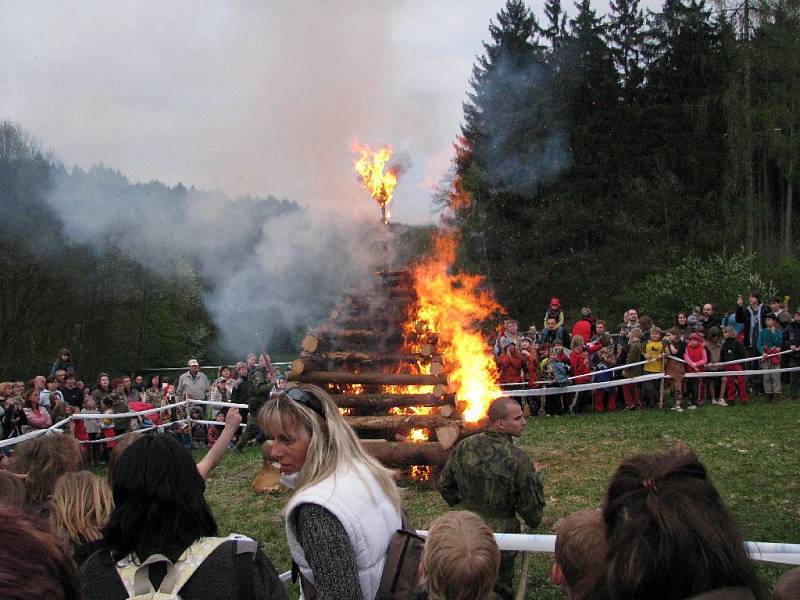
[176, 359, 210, 404]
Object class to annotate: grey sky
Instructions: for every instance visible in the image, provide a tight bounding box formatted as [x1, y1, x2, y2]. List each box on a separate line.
[1, 0, 660, 225]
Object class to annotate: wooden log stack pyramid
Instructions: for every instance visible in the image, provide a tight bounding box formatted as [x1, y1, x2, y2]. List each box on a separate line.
[285, 269, 485, 475]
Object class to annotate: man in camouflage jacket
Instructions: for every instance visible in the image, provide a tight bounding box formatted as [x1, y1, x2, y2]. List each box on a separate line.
[233, 354, 274, 452]
[438, 397, 545, 600]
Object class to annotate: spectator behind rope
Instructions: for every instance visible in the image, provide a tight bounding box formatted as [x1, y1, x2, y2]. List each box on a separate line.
[11, 433, 82, 510]
[50, 348, 76, 378]
[23, 389, 52, 431]
[420, 511, 500, 600]
[50, 471, 113, 567]
[80, 433, 286, 600]
[261, 383, 403, 600]
[0, 506, 82, 600]
[594, 447, 767, 600]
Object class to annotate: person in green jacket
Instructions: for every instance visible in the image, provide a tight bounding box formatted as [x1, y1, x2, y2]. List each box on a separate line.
[438, 397, 545, 600]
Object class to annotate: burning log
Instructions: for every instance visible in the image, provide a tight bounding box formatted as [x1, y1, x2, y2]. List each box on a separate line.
[288, 371, 447, 386]
[333, 393, 454, 410]
[323, 351, 443, 364]
[361, 440, 452, 467]
[345, 414, 462, 431]
[301, 334, 327, 354]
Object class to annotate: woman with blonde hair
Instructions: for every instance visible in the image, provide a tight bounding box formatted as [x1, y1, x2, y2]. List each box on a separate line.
[260, 383, 402, 600]
[50, 471, 113, 566]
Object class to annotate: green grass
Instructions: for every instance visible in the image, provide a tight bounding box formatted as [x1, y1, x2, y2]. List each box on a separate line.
[200, 397, 800, 598]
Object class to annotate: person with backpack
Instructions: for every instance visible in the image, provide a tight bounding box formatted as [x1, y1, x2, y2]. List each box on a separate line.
[261, 384, 404, 600]
[78, 433, 287, 600]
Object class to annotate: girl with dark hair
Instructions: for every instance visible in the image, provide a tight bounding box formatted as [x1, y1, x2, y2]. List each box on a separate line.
[79, 433, 287, 600]
[50, 348, 75, 377]
[144, 373, 162, 406]
[592, 447, 767, 600]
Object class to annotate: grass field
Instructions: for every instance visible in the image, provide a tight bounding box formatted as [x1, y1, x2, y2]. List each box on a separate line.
[200, 397, 800, 599]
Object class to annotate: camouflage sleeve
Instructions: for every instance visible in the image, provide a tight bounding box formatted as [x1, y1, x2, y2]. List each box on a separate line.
[515, 451, 545, 529]
[438, 451, 461, 507]
[250, 370, 272, 396]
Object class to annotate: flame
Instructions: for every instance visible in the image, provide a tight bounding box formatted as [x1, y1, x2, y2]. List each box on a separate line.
[353, 142, 398, 223]
[409, 465, 431, 482]
[338, 407, 353, 416]
[409, 232, 501, 422]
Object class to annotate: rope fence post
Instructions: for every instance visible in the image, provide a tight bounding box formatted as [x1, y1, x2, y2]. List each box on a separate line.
[659, 354, 665, 409]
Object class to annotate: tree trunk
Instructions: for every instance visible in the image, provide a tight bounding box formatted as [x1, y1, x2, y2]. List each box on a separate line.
[345, 414, 462, 431]
[785, 174, 794, 257]
[360, 440, 452, 467]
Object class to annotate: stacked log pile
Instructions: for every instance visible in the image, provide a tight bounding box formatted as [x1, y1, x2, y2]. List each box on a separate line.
[285, 270, 483, 469]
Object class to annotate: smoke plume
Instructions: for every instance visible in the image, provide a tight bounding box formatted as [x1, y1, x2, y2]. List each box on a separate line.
[46, 164, 393, 356]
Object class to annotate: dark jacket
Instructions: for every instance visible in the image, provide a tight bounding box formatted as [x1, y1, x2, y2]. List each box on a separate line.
[720, 338, 747, 363]
[79, 540, 287, 600]
[735, 304, 767, 349]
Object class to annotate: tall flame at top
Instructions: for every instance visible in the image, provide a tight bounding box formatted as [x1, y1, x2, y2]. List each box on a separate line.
[353, 143, 398, 224]
[410, 232, 501, 422]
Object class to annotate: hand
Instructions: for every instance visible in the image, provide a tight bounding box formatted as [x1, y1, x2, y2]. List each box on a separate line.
[792, 345, 798, 351]
[224, 407, 242, 430]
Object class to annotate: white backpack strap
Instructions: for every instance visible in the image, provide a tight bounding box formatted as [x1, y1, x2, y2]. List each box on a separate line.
[115, 536, 241, 599]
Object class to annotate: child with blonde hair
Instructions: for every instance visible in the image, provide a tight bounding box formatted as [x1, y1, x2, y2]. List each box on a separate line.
[50, 471, 113, 566]
[421, 511, 500, 600]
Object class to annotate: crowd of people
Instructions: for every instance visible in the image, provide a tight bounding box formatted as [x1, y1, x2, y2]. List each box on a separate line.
[0, 350, 288, 461]
[493, 294, 800, 415]
[0, 391, 798, 599]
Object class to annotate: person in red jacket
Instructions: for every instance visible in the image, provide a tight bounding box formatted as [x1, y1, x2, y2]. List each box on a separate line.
[568, 336, 593, 413]
[684, 332, 708, 409]
[571, 308, 594, 344]
[497, 340, 523, 385]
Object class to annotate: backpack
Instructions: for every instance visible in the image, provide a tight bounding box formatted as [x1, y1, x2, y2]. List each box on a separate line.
[295, 510, 425, 600]
[375, 510, 426, 599]
[114, 534, 257, 600]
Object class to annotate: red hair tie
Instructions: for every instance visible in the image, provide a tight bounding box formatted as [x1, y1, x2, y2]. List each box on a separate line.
[643, 479, 658, 492]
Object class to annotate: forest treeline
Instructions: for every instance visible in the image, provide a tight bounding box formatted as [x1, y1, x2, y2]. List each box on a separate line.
[0, 123, 299, 380]
[444, 0, 800, 327]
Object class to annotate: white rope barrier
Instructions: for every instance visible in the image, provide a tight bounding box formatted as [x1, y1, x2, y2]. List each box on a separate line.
[70, 401, 188, 420]
[277, 535, 800, 581]
[667, 347, 795, 366]
[499, 357, 658, 388]
[684, 366, 800, 378]
[0, 417, 71, 449]
[188, 399, 249, 410]
[499, 373, 666, 397]
[190, 419, 246, 429]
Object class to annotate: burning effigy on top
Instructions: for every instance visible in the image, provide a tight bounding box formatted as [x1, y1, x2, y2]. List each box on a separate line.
[352, 142, 398, 225]
[282, 143, 502, 480]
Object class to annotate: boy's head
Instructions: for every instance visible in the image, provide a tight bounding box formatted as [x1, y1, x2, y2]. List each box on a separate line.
[553, 339, 564, 351]
[520, 337, 532, 351]
[628, 328, 642, 342]
[102, 397, 113, 409]
[650, 327, 662, 341]
[692, 305, 701, 315]
[553, 509, 606, 599]
[765, 314, 777, 329]
[421, 511, 500, 600]
[707, 326, 721, 341]
[46, 376, 58, 391]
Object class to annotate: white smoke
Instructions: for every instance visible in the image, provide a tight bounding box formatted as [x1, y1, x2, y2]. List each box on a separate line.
[46, 164, 393, 355]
